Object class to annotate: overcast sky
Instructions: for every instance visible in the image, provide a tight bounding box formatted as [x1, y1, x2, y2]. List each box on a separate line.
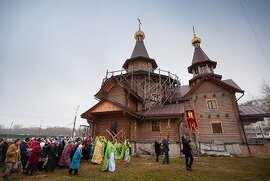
[0, 0, 269, 128]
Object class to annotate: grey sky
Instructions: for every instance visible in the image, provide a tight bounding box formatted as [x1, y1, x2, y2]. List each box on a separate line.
[0, 0, 269, 128]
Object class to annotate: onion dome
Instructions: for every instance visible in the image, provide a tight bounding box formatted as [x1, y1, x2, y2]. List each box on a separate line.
[192, 35, 201, 48]
[134, 29, 145, 41]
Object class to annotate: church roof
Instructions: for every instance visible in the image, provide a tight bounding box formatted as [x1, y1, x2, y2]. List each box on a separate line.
[130, 41, 149, 58]
[122, 28, 158, 70]
[81, 99, 141, 119]
[188, 34, 217, 74]
[192, 46, 211, 64]
[172, 85, 191, 101]
[222, 79, 243, 92]
[239, 105, 270, 120]
[122, 56, 158, 70]
[138, 103, 185, 120]
[95, 76, 143, 102]
[188, 46, 217, 73]
[185, 74, 244, 96]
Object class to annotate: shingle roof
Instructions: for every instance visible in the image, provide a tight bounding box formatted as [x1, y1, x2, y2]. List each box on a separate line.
[139, 104, 184, 119]
[131, 41, 149, 58]
[122, 40, 158, 70]
[192, 46, 210, 64]
[238, 105, 270, 120]
[172, 85, 191, 100]
[222, 79, 244, 92]
[188, 47, 217, 73]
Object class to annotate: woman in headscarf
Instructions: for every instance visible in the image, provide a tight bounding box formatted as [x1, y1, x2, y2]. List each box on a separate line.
[58, 139, 73, 168]
[44, 139, 58, 172]
[24, 140, 42, 176]
[68, 144, 83, 176]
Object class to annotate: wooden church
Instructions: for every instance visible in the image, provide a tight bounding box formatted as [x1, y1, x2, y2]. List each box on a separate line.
[81, 25, 270, 156]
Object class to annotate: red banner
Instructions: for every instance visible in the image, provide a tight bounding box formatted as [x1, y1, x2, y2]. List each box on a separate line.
[186, 110, 198, 131]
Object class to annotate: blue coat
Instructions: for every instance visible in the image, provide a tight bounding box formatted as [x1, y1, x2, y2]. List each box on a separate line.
[162, 139, 169, 153]
[70, 148, 83, 169]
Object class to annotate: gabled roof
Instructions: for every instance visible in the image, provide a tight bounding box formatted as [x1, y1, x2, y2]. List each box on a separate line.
[81, 99, 140, 119]
[112, 76, 143, 102]
[172, 85, 191, 101]
[239, 105, 270, 120]
[185, 74, 244, 96]
[95, 77, 116, 99]
[222, 79, 243, 91]
[138, 104, 184, 120]
[95, 76, 143, 102]
[82, 98, 186, 120]
[188, 73, 222, 86]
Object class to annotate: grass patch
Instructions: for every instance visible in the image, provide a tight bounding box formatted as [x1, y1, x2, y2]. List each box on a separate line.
[1, 156, 270, 181]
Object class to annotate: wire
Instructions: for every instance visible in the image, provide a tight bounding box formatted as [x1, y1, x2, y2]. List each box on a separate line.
[238, 0, 270, 67]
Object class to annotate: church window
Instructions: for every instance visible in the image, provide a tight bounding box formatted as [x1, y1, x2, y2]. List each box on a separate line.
[111, 120, 118, 134]
[211, 122, 223, 133]
[206, 99, 218, 109]
[152, 121, 160, 131]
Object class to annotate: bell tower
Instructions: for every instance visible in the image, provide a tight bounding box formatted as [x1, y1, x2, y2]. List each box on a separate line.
[122, 19, 157, 72]
[188, 29, 222, 86]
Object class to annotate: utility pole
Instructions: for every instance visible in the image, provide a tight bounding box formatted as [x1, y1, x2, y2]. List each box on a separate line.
[38, 120, 43, 138]
[8, 121, 13, 138]
[72, 105, 80, 137]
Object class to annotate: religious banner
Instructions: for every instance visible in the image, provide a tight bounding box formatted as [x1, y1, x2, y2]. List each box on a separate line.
[159, 121, 162, 140]
[185, 110, 198, 131]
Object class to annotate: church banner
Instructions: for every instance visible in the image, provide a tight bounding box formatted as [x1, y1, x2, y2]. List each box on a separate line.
[186, 110, 198, 131]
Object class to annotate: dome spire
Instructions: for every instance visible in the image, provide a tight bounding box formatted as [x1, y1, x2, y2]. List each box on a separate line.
[134, 18, 145, 41]
[191, 26, 201, 47]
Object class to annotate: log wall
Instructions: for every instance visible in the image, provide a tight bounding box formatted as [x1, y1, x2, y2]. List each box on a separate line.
[187, 80, 243, 143]
[94, 113, 131, 140]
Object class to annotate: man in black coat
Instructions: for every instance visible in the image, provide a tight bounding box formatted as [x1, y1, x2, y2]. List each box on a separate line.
[0, 138, 8, 167]
[154, 140, 161, 162]
[162, 138, 169, 164]
[182, 136, 194, 171]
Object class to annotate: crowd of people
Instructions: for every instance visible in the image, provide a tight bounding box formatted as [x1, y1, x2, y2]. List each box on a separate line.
[0, 136, 132, 181]
[0, 135, 193, 180]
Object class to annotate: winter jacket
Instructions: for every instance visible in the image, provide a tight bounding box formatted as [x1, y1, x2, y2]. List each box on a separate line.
[182, 137, 192, 155]
[5, 144, 20, 163]
[162, 139, 169, 152]
[70, 148, 82, 169]
[29, 145, 42, 163]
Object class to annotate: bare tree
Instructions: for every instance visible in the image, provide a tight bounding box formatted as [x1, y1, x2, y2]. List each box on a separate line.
[242, 80, 270, 112]
[261, 80, 270, 112]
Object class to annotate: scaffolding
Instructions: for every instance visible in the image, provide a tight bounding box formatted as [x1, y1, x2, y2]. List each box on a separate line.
[79, 125, 90, 137]
[101, 68, 181, 110]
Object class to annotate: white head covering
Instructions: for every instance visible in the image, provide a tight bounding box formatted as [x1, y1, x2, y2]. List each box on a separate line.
[40, 142, 45, 148]
[78, 144, 84, 150]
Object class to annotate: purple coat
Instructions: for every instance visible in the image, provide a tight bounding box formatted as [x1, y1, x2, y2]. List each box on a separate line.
[58, 144, 73, 166]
